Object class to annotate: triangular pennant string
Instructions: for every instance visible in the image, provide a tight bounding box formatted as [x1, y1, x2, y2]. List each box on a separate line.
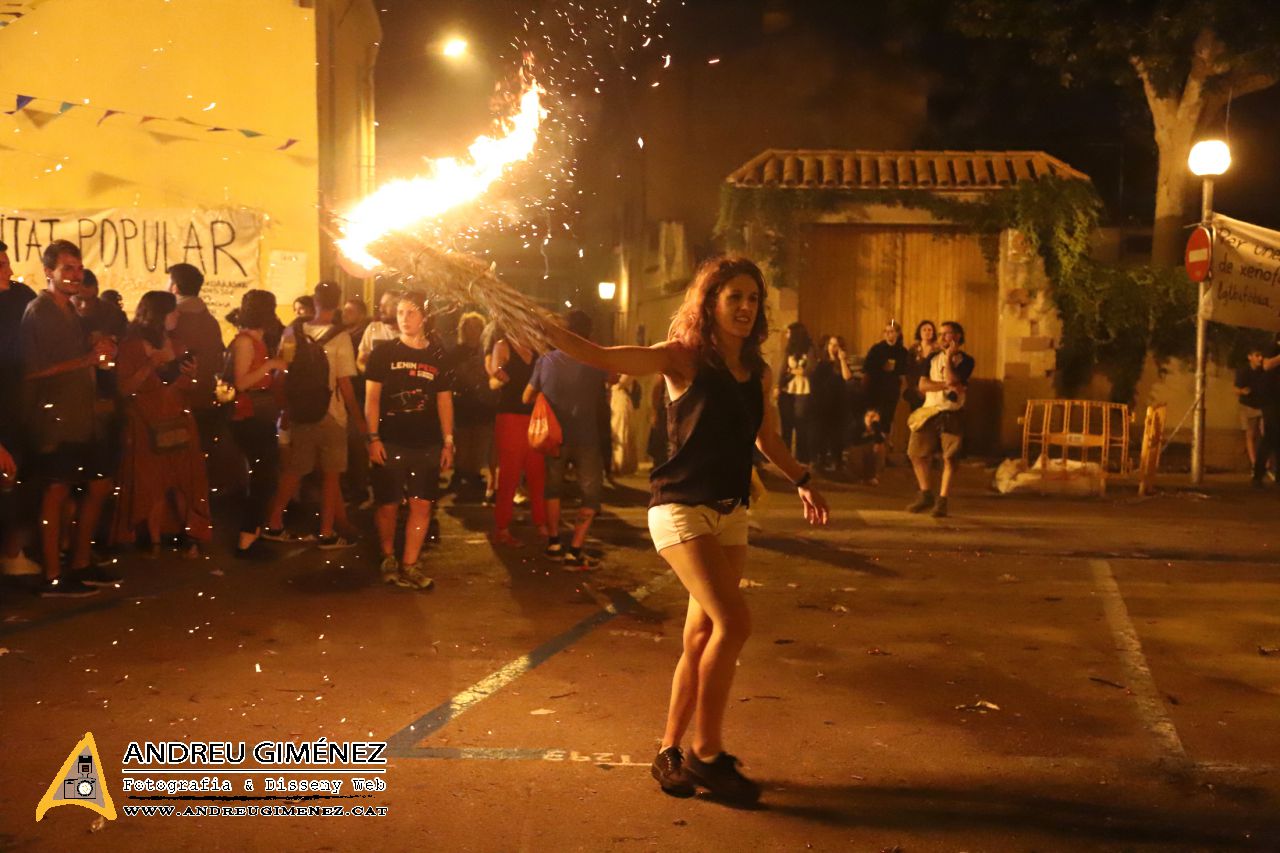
[2, 91, 300, 150]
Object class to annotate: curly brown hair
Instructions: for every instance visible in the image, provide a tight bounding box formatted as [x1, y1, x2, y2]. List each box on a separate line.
[667, 255, 769, 373]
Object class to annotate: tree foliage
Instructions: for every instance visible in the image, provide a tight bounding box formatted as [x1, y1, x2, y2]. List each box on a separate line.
[954, 0, 1280, 97]
[953, 0, 1280, 267]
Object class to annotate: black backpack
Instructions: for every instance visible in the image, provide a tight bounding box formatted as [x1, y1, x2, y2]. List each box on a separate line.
[284, 321, 344, 425]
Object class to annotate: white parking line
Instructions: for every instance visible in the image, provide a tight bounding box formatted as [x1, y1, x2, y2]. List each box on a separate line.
[1088, 558, 1188, 767]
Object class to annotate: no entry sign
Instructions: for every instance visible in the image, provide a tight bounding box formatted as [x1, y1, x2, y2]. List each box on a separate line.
[1185, 226, 1212, 282]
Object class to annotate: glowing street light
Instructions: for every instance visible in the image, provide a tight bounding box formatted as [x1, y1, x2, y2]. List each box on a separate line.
[597, 281, 617, 300]
[442, 38, 468, 59]
[1188, 140, 1231, 177]
[1186, 138, 1232, 485]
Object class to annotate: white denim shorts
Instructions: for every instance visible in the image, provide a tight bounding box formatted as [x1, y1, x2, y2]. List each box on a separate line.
[647, 502, 750, 553]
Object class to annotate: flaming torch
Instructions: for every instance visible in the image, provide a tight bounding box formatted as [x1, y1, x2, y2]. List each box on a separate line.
[334, 69, 555, 351]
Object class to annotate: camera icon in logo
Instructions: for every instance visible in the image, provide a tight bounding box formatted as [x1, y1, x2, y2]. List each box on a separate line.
[63, 755, 97, 800]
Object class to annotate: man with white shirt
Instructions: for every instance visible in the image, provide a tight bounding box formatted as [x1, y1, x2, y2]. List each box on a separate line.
[357, 290, 400, 373]
[906, 321, 974, 518]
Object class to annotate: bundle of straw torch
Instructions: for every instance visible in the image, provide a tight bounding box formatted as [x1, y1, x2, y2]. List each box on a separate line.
[333, 64, 556, 353]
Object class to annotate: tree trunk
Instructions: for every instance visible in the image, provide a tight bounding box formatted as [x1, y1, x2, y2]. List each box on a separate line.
[1150, 132, 1195, 268]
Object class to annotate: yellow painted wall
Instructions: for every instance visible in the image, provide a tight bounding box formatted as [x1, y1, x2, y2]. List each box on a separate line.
[0, 0, 377, 319]
[315, 0, 379, 300]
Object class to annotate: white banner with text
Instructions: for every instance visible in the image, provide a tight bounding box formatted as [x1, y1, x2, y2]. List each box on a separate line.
[1207, 213, 1280, 333]
[0, 207, 262, 322]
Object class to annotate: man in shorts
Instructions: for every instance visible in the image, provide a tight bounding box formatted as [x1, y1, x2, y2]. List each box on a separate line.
[20, 240, 121, 596]
[525, 310, 609, 569]
[906, 321, 974, 518]
[263, 282, 363, 548]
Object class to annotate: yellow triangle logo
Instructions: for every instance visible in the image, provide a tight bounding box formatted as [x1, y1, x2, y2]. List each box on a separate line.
[35, 732, 117, 822]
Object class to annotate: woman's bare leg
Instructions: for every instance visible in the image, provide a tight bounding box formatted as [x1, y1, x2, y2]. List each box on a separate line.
[660, 595, 711, 750]
[657, 538, 750, 759]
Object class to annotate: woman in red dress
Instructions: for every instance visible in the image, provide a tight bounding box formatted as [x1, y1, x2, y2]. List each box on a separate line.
[111, 291, 212, 556]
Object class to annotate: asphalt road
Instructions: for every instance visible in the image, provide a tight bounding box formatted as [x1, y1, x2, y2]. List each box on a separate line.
[3, 464, 1279, 851]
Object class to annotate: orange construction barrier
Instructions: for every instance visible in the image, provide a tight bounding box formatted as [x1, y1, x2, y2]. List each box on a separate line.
[1020, 399, 1133, 494]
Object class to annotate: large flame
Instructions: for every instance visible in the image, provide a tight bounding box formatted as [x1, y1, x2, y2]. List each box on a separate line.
[336, 80, 547, 271]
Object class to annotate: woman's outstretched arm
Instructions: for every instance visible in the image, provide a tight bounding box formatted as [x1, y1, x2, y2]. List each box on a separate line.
[543, 321, 691, 383]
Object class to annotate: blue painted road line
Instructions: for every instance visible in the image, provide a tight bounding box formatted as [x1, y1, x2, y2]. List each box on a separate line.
[386, 573, 673, 757]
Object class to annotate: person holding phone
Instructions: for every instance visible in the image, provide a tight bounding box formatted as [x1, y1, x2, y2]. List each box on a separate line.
[112, 291, 212, 557]
[906, 321, 974, 518]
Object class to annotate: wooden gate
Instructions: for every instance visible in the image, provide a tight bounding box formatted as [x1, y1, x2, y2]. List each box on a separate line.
[798, 224, 996, 376]
[797, 224, 1001, 453]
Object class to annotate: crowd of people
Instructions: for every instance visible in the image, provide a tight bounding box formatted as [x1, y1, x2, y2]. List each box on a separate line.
[775, 316, 974, 516]
[0, 238, 648, 597]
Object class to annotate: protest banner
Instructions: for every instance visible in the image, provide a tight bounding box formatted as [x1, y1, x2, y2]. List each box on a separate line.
[0, 208, 262, 322]
[1206, 213, 1280, 333]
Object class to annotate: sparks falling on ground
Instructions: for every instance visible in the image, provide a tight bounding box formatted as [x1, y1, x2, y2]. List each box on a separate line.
[335, 75, 548, 270]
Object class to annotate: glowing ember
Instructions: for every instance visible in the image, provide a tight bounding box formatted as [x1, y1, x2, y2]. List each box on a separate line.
[336, 79, 548, 270]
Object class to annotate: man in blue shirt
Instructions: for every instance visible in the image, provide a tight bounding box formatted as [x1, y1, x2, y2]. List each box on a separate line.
[526, 310, 609, 569]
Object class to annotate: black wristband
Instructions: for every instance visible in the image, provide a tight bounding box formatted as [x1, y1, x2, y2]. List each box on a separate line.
[794, 470, 811, 489]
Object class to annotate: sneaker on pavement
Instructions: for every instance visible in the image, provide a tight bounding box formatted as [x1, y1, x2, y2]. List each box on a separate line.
[395, 560, 435, 591]
[650, 747, 696, 798]
[317, 534, 357, 550]
[379, 555, 400, 585]
[76, 565, 123, 587]
[544, 541, 564, 559]
[562, 547, 598, 572]
[685, 751, 762, 805]
[905, 490, 935, 513]
[260, 528, 316, 543]
[38, 576, 101, 598]
[930, 496, 949, 518]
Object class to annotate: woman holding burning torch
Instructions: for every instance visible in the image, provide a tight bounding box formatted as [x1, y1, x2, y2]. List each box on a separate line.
[539, 255, 828, 804]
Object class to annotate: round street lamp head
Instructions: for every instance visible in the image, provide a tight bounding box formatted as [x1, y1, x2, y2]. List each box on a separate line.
[1188, 140, 1231, 176]
[442, 38, 468, 59]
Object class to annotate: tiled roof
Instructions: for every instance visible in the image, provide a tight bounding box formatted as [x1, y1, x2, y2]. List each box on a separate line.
[727, 149, 1089, 191]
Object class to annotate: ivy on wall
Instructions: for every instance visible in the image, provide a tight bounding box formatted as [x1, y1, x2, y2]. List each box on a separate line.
[714, 177, 1204, 403]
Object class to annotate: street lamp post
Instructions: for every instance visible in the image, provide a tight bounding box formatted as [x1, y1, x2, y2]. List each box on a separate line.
[1187, 139, 1231, 485]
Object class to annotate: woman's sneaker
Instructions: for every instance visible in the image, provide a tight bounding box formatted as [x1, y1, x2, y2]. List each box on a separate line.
[379, 555, 400, 585]
[562, 547, 598, 571]
[395, 560, 434, 591]
[650, 747, 696, 798]
[685, 752, 762, 805]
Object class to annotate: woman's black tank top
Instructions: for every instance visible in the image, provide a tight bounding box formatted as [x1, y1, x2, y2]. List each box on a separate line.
[497, 347, 536, 415]
[649, 363, 764, 509]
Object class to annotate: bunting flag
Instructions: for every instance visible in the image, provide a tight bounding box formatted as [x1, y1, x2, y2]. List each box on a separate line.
[2, 91, 305, 152]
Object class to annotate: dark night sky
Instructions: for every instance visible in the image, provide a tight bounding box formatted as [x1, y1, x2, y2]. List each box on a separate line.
[371, 0, 1280, 233]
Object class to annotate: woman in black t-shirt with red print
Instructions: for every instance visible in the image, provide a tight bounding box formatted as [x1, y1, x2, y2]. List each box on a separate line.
[364, 291, 453, 590]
